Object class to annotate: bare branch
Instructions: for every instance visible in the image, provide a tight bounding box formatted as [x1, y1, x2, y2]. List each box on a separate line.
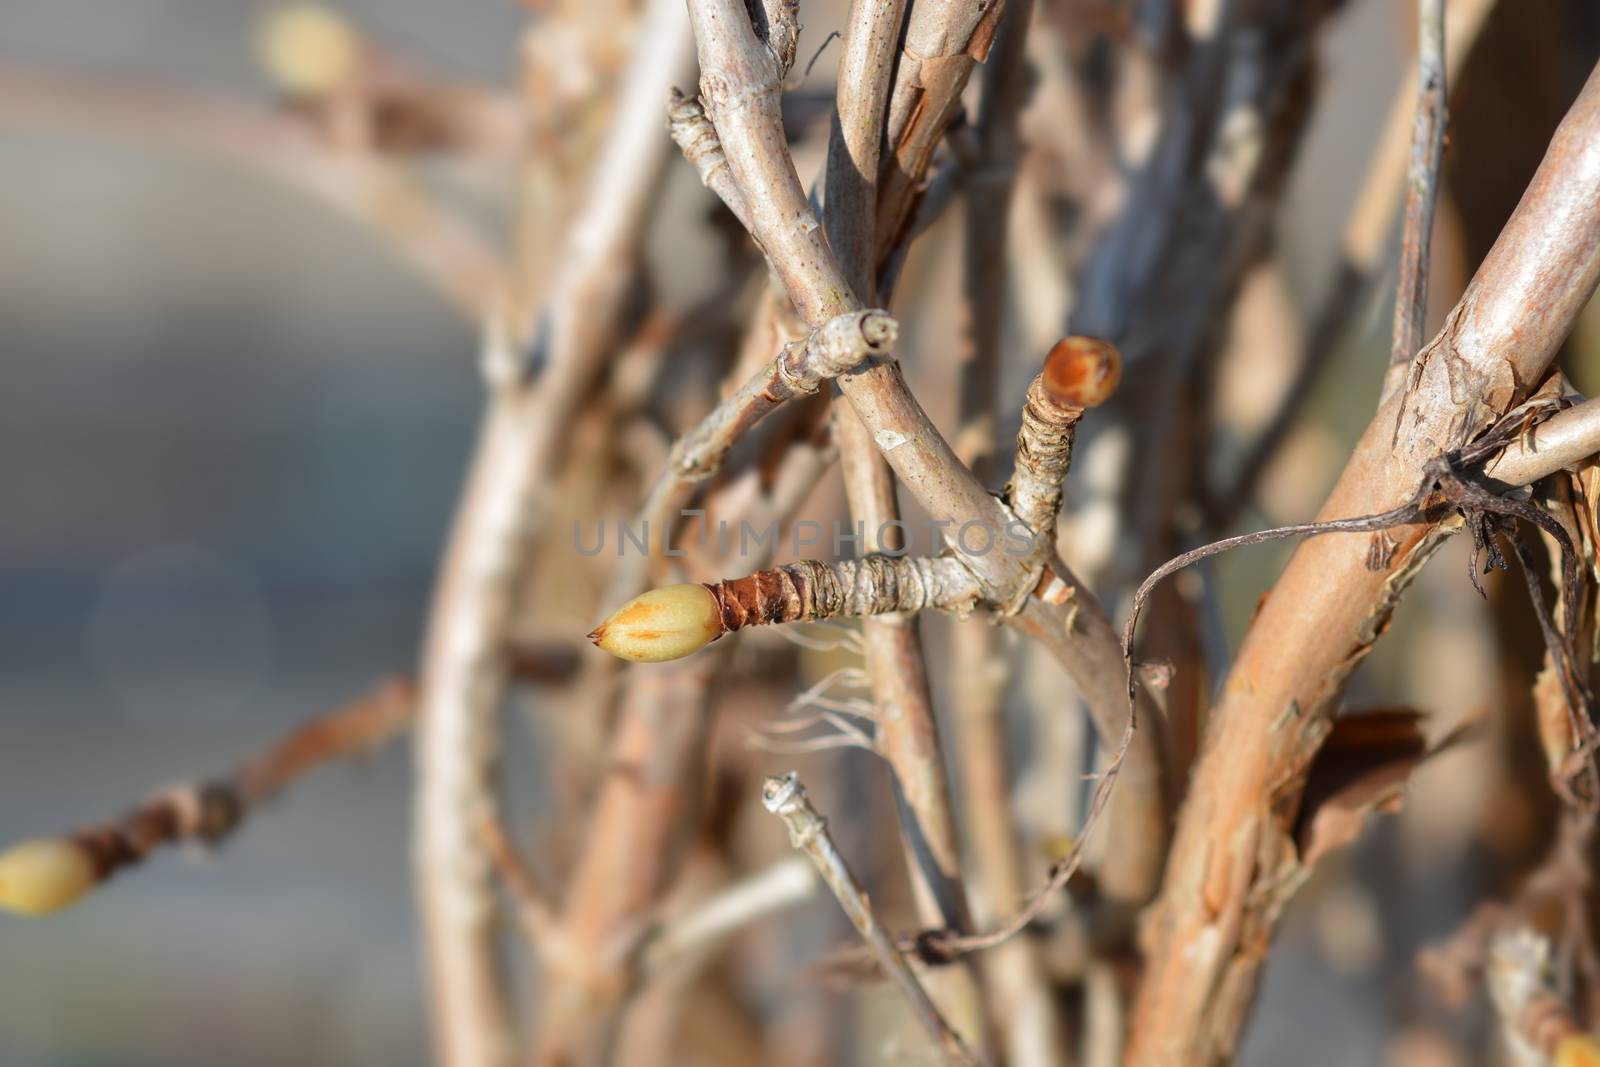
[478, 814, 556, 942]
[1388, 0, 1447, 377]
[1128, 58, 1600, 1066]
[1218, 0, 1496, 522]
[639, 857, 818, 977]
[950, 5, 1068, 1062]
[761, 773, 982, 1067]
[823, 0, 979, 990]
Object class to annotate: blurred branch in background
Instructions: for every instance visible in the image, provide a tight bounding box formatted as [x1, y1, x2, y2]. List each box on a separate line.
[0, 2, 519, 320]
[0, 678, 412, 917]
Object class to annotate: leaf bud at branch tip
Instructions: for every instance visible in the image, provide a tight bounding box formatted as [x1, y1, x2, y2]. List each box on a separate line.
[1042, 336, 1121, 409]
[587, 584, 723, 663]
[0, 838, 96, 917]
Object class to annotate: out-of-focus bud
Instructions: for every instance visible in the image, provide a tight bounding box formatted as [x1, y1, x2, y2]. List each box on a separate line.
[0, 838, 96, 917]
[588, 584, 722, 663]
[257, 4, 359, 96]
[1042, 337, 1121, 409]
[1556, 1034, 1600, 1067]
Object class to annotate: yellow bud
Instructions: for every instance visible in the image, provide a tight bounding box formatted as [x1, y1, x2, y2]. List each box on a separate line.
[1556, 1034, 1600, 1067]
[0, 839, 96, 917]
[256, 4, 359, 96]
[589, 584, 722, 663]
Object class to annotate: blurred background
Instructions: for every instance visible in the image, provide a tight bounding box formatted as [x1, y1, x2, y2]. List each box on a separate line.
[2, 2, 1600, 1065]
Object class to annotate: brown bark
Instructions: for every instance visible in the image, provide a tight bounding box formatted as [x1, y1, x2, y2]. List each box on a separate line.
[1127, 59, 1600, 1066]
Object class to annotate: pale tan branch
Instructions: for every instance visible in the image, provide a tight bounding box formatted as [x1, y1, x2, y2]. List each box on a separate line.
[479, 813, 557, 942]
[673, 309, 897, 480]
[823, 0, 977, 975]
[1128, 58, 1600, 1067]
[876, 3, 1008, 259]
[1485, 396, 1600, 488]
[951, 4, 1066, 1062]
[533, 422, 833, 1066]
[639, 857, 818, 977]
[413, 3, 695, 1063]
[610, 309, 893, 603]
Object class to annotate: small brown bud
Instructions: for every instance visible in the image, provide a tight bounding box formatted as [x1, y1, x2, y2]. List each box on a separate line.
[1042, 337, 1121, 408]
[588, 584, 723, 663]
[0, 838, 96, 916]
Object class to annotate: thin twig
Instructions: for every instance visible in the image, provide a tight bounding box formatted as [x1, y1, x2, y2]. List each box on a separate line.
[666, 88, 751, 229]
[950, 4, 1067, 1062]
[1386, 0, 1450, 441]
[608, 309, 897, 605]
[639, 856, 818, 977]
[533, 422, 835, 1066]
[1389, 0, 1447, 376]
[761, 773, 982, 1067]
[479, 813, 556, 942]
[1486, 396, 1600, 487]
